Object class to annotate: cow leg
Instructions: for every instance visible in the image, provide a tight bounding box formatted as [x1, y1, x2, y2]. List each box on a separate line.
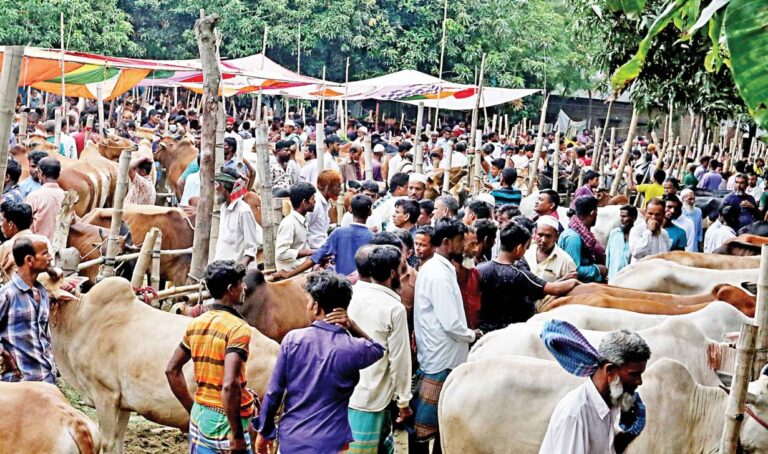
[93, 392, 130, 454]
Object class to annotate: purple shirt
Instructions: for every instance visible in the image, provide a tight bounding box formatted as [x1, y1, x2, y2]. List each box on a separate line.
[569, 185, 594, 208]
[697, 171, 723, 191]
[257, 320, 385, 453]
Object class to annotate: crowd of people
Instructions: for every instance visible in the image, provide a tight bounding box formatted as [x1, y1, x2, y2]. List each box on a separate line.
[1, 89, 763, 453]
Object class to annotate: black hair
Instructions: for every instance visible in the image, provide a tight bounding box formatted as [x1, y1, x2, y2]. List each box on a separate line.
[501, 167, 518, 186]
[224, 136, 237, 153]
[275, 140, 293, 151]
[304, 270, 353, 313]
[350, 194, 373, 219]
[573, 196, 598, 217]
[390, 173, 409, 193]
[289, 182, 317, 209]
[473, 218, 498, 243]
[663, 193, 682, 218]
[38, 157, 61, 179]
[431, 217, 468, 247]
[360, 180, 380, 194]
[498, 204, 521, 220]
[512, 215, 536, 233]
[6, 158, 21, 184]
[370, 231, 403, 249]
[395, 198, 420, 224]
[491, 158, 506, 170]
[12, 235, 37, 266]
[137, 160, 153, 175]
[393, 228, 414, 252]
[540, 189, 560, 209]
[306, 143, 317, 157]
[28, 150, 48, 165]
[204, 260, 246, 299]
[467, 200, 492, 220]
[499, 222, 532, 252]
[419, 199, 435, 216]
[620, 204, 639, 219]
[653, 169, 667, 184]
[415, 225, 434, 238]
[1, 201, 32, 231]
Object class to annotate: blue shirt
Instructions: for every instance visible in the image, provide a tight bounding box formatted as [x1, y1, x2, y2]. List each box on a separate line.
[19, 177, 41, 198]
[722, 192, 758, 231]
[257, 321, 384, 453]
[1, 184, 24, 205]
[682, 207, 703, 249]
[0, 273, 56, 383]
[697, 171, 723, 191]
[311, 224, 373, 275]
[664, 224, 688, 251]
[558, 228, 603, 283]
[605, 227, 630, 280]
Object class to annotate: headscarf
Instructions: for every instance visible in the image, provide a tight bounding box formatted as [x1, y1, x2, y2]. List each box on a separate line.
[540, 319, 600, 377]
[215, 172, 247, 203]
[568, 214, 605, 265]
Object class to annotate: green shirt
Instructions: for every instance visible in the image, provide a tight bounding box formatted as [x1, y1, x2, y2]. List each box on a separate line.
[683, 172, 698, 188]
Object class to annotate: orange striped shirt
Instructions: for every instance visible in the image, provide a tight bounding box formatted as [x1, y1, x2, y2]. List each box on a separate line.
[181, 304, 254, 416]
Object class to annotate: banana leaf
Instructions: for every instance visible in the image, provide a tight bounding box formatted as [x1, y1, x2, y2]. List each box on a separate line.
[703, 11, 724, 72]
[724, 0, 768, 129]
[687, 0, 731, 36]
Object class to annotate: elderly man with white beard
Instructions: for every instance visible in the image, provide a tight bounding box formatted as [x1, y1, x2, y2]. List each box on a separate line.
[680, 189, 703, 252]
[539, 326, 651, 454]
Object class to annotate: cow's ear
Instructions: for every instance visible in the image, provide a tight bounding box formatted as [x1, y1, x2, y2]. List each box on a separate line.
[747, 391, 759, 405]
[54, 290, 78, 302]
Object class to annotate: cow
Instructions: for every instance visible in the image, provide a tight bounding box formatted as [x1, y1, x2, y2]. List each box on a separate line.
[0, 381, 101, 454]
[66, 221, 135, 289]
[531, 301, 751, 341]
[564, 282, 720, 305]
[154, 137, 198, 198]
[646, 251, 761, 269]
[439, 357, 768, 453]
[714, 234, 768, 256]
[45, 275, 279, 454]
[611, 258, 759, 295]
[469, 317, 732, 386]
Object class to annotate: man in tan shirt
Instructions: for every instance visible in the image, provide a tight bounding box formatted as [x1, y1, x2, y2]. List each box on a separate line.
[24, 157, 65, 242]
[524, 215, 577, 283]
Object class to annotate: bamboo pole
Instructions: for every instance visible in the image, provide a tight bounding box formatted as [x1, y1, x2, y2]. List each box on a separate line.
[52, 190, 78, 258]
[442, 141, 454, 193]
[433, 0, 449, 127]
[319, 66, 327, 123]
[150, 230, 162, 290]
[130, 227, 160, 287]
[208, 97, 226, 261]
[527, 94, 550, 193]
[60, 13, 66, 104]
[363, 135, 373, 180]
[296, 28, 301, 75]
[343, 57, 350, 135]
[753, 244, 768, 378]
[610, 109, 639, 196]
[255, 124, 276, 271]
[467, 53, 486, 188]
[255, 26, 268, 125]
[99, 144, 135, 279]
[592, 127, 603, 173]
[17, 112, 27, 144]
[187, 13, 222, 284]
[552, 128, 561, 192]
[719, 322, 758, 454]
[316, 121, 325, 175]
[414, 102, 425, 173]
[0, 46, 23, 190]
[54, 108, 62, 148]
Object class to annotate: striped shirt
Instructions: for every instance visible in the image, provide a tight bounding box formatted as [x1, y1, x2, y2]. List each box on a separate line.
[181, 304, 254, 417]
[0, 273, 56, 383]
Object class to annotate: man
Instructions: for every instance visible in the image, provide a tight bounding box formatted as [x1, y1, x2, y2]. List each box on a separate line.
[473, 219, 497, 264]
[371, 173, 409, 232]
[533, 189, 561, 222]
[683, 163, 698, 187]
[0, 202, 34, 276]
[629, 198, 671, 261]
[224, 117, 243, 153]
[340, 143, 365, 184]
[722, 173, 759, 231]
[490, 167, 522, 207]
[393, 198, 419, 234]
[629, 168, 665, 209]
[540, 330, 651, 453]
[523, 216, 576, 283]
[697, 159, 723, 191]
[479, 222, 579, 332]
[559, 196, 607, 283]
[1, 157, 24, 205]
[666, 193, 696, 252]
[44, 119, 77, 159]
[275, 194, 374, 279]
[271, 140, 295, 191]
[275, 182, 316, 272]
[213, 169, 263, 268]
[410, 218, 481, 453]
[299, 141, 340, 185]
[417, 199, 434, 227]
[19, 150, 47, 197]
[414, 226, 435, 269]
[662, 177, 679, 196]
[606, 205, 638, 280]
[704, 205, 739, 253]
[462, 200, 492, 227]
[570, 170, 600, 208]
[747, 172, 763, 202]
[681, 189, 703, 251]
[166, 261, 254, 453]
[256, 272, 384, 454]
[24, 158, 65, 242]
[433, 194, 459, 220]
[387, 143, 412, 184]
[371, 143, 385, 181]
[694, 156, 711, 181]
[222, 137, 245, 176]
[348, 246, 412, 453]
[143, 109, 161, 129]
[306, 170, 342, 249]
[282, 118, 302, 149]
[0, 235, 56, 383]
[341, 180, 380, 229]
[662, 194, 688, 251]
[408, 173, 427, 201]
[125, 156, 156, 205]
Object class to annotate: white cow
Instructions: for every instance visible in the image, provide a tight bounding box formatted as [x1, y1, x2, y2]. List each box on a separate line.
[469, 317, 730, 386]
[439, 357, 768, 453]
[46, 276, 279, 454]
[611, 258, 758, 295]
[531, 300, 751, 341]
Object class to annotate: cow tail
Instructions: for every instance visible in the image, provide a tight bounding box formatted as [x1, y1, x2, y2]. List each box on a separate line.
[64, 407, 98, 454]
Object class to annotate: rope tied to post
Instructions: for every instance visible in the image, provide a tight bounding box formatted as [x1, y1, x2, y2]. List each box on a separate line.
[133, 286, 159, 305]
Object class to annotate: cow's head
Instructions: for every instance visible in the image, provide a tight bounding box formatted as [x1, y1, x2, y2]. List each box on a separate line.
[741, 366, 768, 452]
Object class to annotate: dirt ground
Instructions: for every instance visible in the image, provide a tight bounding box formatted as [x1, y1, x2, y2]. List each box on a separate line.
[60, 379, 410, 453]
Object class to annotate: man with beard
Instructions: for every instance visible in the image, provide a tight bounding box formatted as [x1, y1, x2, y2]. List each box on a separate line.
[629, 198, 671, 261]
[606, 205, 638, 280]
[271, 140, 295, 191]
[722, 173, 759, 231]
[540, 329, 651, 454]
[407, 173, 427, 201]
[667, 193, 696, 252]
[213, 169, 262, 269]
[662, 194, 688, 251]
[523, 216, 576, 284]
[680, 189, 703, 252]
[224, 116, 243, 153]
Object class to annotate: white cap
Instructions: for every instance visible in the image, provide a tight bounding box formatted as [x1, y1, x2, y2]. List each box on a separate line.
[409, 173, 427, 184]
[284, 119, 296, 127]
[475, 193, 496, 206]
[373, 144, 386, 153]
[680, 188, 694, 199]
[358, 126, 368, 134]
[537, 215, 560, 232]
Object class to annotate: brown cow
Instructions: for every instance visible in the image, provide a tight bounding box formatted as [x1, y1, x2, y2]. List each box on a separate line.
[565, 282, 718, 305]
[647, 251, 760, 269]
[596, 191, 629, 207]
[154, 137, 198, 198]
[714, 234, 768, 256]
[0, 381, 100, 454]
[67, 222, 133, 287]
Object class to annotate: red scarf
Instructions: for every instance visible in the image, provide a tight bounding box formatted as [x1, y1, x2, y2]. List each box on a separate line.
[568, 215, 605, 265]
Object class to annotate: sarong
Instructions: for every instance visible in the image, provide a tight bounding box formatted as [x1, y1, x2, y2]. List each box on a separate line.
[189, 403, 251, 454]
[348, 408, 394, 454]
[407, 369, 451, 442]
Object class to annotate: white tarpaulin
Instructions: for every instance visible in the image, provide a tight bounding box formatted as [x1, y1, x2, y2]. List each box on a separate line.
[556, 110, 587, 137]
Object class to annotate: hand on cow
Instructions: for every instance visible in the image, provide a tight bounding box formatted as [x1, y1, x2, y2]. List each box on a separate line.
[560, 271, 578, 281]
[254, 434, 273, 454]
[0, 349, 21, 379]
[269, 271, 290, 282]
[597, 265, 608, 279]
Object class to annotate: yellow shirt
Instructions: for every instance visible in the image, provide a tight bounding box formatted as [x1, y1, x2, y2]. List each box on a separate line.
[636, 183, 664, 208]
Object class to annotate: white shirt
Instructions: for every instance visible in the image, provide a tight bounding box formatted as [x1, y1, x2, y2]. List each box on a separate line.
[370, 195, 406, 233]
[414, 253, 476, 374]
[440, 151, 469, 169]
[539, 380, 620, 454]
[180, 171, 201, 205]
[512, 154, 529, 170]
[214, 198, 263, 266]
[748, 185, 764, 203]
[388, 154, 404, 184]
[704, 219, 736, 253]
[628, 222, 671, 261]
[306, 190, 330, 249]
[348, 280, 412, 412]
[299, 153, 340, 185]
[60, 133, 77, 159]
[275, 210, 309, 271]
[672, 215, 696, 252]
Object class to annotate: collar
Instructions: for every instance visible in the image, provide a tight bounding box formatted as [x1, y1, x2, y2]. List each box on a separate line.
[350, 222, 369, 228]
[432, 253, 454, 269]
[3, 184, 18, 194]
[311, 320, 347, 333]
[224, 197, 243, 211]
[11, 272, 41, 295]
[41, 182, 59, 189]
[585, 378, 612, 420]
[290, 210, 307, 224]
[208, 303, 247, 320]
[354, 279, 401, 301]
[315, 190, 328, 207]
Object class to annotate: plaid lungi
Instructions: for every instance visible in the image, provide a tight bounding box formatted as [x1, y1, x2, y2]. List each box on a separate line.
[189, 403, 251, 453]
[348, 408, 394, 454]
[407, 369, 451, 442]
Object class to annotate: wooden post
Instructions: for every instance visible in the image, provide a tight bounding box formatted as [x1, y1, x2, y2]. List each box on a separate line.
[316, 122, 325, 175]
[83, 114, 93, 144]
[255, 26, 268, 125]
[442, 141, 454, 193]
[16, 112, 27, 144]
[187, 13, 222, 284]
[527, 94, 550, 193]
[99, 145, 135, 279]
[363, 135, 373, 180]
[610, 109, 639, 196]
[601, 99, 613, 146]
[208, 98, 226, 261]
[491, 114, 497, 133]
[52, 190, 78, 258]
[719, 322, 758, 454]
[433, 0, 449, 127]
[151, 230, 162, 290]
[54, 107, 62, 148]
[413, 102, 425, 173]
[592, 127, 603, 173]
[753, 245, 768, 378]
[96, 84, 105, 134]
[472, 130, 483, 194]
[467, 53, 486, 187]
[255, 124, 276, 271]
[552, 128, 561, 192]
[131, 227, 160, 287]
